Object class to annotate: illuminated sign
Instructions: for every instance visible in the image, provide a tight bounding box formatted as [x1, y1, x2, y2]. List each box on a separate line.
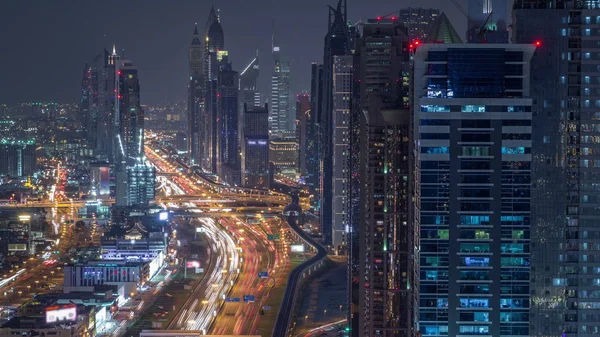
[186, 260, 200, 268]
[290, 244, 305, 253]
[46, 304, 77, 323]
[159, 212, 168, 221]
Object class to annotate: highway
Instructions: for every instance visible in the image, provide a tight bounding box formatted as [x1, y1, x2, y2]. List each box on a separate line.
[272, 216, 328, 337]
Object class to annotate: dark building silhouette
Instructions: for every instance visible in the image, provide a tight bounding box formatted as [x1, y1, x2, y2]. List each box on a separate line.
[349, 17, 417, 337]
[399, 7, 440, 41]
[307, 63, 323, 202]
[242, 104, 269, 189]
[188, 23, 204, 166]
[217, 58, 240, 185]
[512, 1, 600, 336]
[321, 0, 351, 245]
[296, 93, 310, 180]
[203, 7, 225, 173]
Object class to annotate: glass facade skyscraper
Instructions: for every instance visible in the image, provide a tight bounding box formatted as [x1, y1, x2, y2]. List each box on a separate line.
[513, 1, 600, 336]
[414, 44, 535, 337]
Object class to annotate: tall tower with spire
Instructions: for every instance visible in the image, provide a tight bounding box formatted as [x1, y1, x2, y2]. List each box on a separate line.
[203, 6, 225, 173]
[188, 23, 204, 166]
[270, 21, 291, 139]
[321, 0, 350, 248]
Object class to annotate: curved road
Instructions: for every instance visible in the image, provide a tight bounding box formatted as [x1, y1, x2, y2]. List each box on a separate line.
[272, 216, 328, 337]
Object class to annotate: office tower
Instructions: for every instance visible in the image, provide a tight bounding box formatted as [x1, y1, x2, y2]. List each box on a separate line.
[269, 139, 298, 178]
[217, 58, 240, 185]
[98, 47, 120, 163]
[126, 161, 155, 206]
[0, 139, 36, 177]
[428, 12, 464, 44]
[239, 51, 260, 109]
[188, 23, 204, 166]
[242, 104, 269, 189]
[307, 63, 324, 200]
[349, 18, 416, 337]
[114, 59, 146, 207]
[512, 2, 600, 336]
[203, 6, 224, 173]
[80, 61, 99, 150]
[296, 93, 310, 180]
[466, 0, 509, 43]
[271, 24, 292, 138]
[413, 44, 535, 337]
[399, 7, 440, 41]
[321, 0, 350, 245]
[331, 55, 351, 253]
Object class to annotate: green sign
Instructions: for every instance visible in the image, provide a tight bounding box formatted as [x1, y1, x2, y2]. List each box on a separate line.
[267, 234, 280, 241]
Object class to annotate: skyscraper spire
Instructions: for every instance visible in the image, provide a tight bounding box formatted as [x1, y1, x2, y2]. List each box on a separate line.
[112, 44, 117, 56]
[193, 22, 199, 36]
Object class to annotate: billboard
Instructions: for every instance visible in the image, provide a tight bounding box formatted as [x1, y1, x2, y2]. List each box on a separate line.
[290, 244, 305, 253]
[46, 304, 77, 323]
[159, 211, 168, 221]
[186, 260, 200, 268]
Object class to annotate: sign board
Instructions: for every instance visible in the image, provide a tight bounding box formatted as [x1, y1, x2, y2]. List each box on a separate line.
[196, 227, 205, 233]
[159, 212, 168, 221]
[262, 306, 271, 310]
[243, 295, 255, 302]
[186, 260, 200, 268]
[291, 244, 305, 253]
[46, 304, 77, 324]
[258, 271, 268, 278]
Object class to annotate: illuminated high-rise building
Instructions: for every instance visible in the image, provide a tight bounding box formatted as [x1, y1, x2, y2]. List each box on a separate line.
[188, 23, 204, 166]
[0, 139, 36, 177]
[414, 44, 535, 337]
[239, 50, 260, 110]
[203, 6, 225, 173]
[512, 1, 600, 336]
[270, 23, 292, 138]
[217, 57, 240, 185]
[398, 7, 440, 41]
[296, 93, 310, 179]
[348, 18, 417, 337]
[307, 63, 324, 199]
[242, 104, 269, 189]
[321, 0, 350, 245]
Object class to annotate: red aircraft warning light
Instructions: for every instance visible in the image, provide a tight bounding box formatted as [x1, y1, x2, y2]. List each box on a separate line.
[535, 40, 542, 47]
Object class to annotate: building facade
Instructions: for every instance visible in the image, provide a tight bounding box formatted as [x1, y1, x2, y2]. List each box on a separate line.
[271, 27, 292, 138]
[414, 44, 535, 337]
[242, 104, 270, 189]
[296, 93, 310, 179]
[217, 59, 240, 185]
[331, 55, 352, 252]
[512, 1, 600, 336]
[308, 63, 324, 202]
[321, 0, 351, 246]
[125, 161, 155, 207]
[0, 139, 36, 177]
[398, 7, 440, 41]
[188, 24, 204, 166]
[349, 18, 417, 337]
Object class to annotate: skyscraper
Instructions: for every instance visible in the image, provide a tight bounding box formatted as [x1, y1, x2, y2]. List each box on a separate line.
[349, 18, 416, 337]
[242, 104, 269, 189]
[239, 51, 260, 110]
[466, 0, 509, 43]
[217, 57, 240, 185]
[321, 0, 351, 245]
[114, 59, 148, 207]
[296, 93, 310, 180]
[0, 139, 36, 177]
[398, 7, 440, 41]
[203, 7, 225, 173]
[331, 55, 352, 253]
[414, 44, 535, 337]
[188, 23, 204, 167]
[126, 161, 156, 207]
[307, 63, 324, 201]
[271, 23, 292, 138]
[512, 1, 599, 336]
[80, 61, 99, 151]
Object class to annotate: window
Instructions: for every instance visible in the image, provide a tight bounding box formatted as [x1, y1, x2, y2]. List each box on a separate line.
[459, 326, 489, 335]
[422, 147, 450, 154]
[459, 298, 489, 308]
[461, 257, 490, 267]
[421, 105, 451, 112]
[462, 105, 486, 112]
[460, 215, 490, 225]
[502, 147, 530, 154]
[462, 146, 490, 156]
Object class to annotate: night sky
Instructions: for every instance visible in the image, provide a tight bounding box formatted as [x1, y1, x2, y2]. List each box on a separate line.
[0, 0, 469, 106]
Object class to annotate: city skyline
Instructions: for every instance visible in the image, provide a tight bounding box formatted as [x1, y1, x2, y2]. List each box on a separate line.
[0, 0, 469, 105]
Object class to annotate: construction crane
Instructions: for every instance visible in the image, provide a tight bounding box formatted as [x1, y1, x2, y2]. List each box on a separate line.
[450, 0, 492, 43]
